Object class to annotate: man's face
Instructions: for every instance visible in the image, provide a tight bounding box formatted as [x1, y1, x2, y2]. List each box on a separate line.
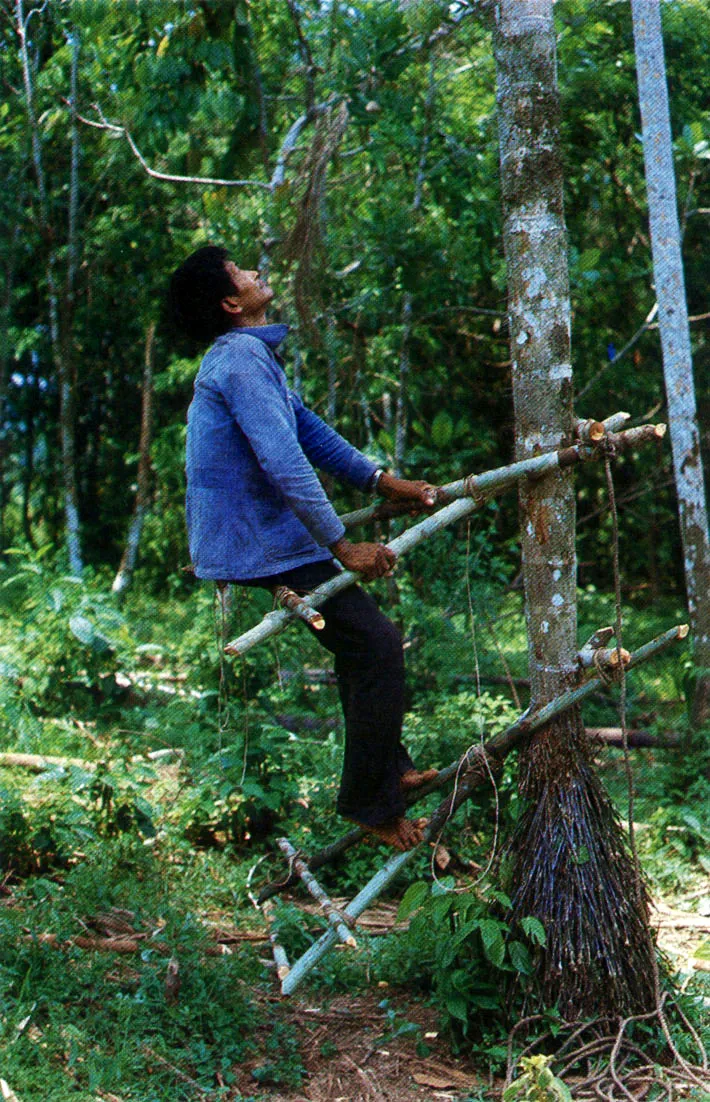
[223, 261, 274, 323]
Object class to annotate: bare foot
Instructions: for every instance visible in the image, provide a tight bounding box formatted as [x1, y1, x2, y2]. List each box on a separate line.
[345, 815, 426, 852]
[400, 768, 438, 792]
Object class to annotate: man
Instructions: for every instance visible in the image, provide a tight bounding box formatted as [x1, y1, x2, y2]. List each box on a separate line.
[169, 245, 438, 850]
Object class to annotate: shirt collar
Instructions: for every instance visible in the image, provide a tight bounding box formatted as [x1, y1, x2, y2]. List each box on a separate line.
[221, 323, 289, 350]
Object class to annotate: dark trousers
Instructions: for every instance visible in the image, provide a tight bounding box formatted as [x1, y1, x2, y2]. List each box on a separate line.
[236, 560, 414, 825]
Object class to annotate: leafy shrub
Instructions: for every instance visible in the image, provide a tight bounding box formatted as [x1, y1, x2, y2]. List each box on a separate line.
[396, 878, 546, 1045]
[0, 549, 133, 714]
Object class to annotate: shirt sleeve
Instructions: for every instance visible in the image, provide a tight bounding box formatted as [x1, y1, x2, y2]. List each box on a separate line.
[290, 390, 378, 491]
[211, 338, 346, 547]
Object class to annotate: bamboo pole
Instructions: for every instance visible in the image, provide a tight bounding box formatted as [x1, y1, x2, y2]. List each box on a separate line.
[580, 626, 615, 651]
[276, 625, 687, 991]
[276, 837, 356, 947]
[577, 646, 631, 672]
[343, 410, 632, 529]
[576, 419, 606, 444]
[225, 422, 666, 658]
[601, 412, 631, 434]
[262, 902, 290, 982]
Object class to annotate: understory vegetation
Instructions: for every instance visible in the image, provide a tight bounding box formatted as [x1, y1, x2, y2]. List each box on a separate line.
[0, 544, 708, 1100]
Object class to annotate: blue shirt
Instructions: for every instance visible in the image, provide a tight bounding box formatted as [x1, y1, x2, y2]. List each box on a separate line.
[185, 324, 378, 580]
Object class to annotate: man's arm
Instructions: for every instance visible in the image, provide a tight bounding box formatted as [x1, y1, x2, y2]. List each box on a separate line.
[214, 340, 346, 548]
[213, 341, 397, 578]
[290, 391, 377, 491]
[291, 392, 438, 511]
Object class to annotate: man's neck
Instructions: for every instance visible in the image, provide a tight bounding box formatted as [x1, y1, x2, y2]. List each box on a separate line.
[234, 311, 269, 329]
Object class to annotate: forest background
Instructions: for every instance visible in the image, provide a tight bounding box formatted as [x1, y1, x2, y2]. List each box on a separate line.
[1, 1, 710, 1100]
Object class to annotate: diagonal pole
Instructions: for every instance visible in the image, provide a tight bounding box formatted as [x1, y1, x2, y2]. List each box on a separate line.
[280, 624, 687, 995]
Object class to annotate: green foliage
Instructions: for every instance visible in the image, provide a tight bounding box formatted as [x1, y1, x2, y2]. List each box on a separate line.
[504, 1055, 573, 1102]
[1, 3, 710, 1089]
[2, 0, 706, 595]
[0, 549, 133, 713]
[394, 879, 547, 1042]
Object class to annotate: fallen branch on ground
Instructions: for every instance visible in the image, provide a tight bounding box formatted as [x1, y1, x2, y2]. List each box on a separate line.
[587, 727, 681, 748]
[0, 749, 183, 772]
[0, 752, 95, 772]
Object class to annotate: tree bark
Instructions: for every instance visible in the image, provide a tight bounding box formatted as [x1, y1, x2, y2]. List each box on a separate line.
[21, 396, 35, 548]
[630, 0, 710, 727]
[494, 0, 657, 1018]
[112, 322, 156, 596]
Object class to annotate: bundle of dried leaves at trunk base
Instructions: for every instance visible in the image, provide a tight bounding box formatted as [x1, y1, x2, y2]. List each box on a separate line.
[499, 704, 656, 1018]
[493, 0, 659, 1020]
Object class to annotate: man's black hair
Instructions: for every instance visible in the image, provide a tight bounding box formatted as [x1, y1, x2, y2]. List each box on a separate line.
[167, 245, 237, 346]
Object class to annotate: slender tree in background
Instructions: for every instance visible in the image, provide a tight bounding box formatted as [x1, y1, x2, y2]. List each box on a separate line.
[16, 0, 83, 574]
[630, 0, 710, 728]
[394, 59, 435, 476]
[112, 322, 156, 597]
[0, 194, 23, 551]
[493, 0, 657, 1017]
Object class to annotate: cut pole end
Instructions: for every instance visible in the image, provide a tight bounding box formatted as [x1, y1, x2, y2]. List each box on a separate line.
[588, 421, 606, 442]
[277, 965, 290, 982]
[224, 642, 241, 657]
[312, 615, 326, 630]
[654, 423, 667, 438]
[677, 624, 690, 639]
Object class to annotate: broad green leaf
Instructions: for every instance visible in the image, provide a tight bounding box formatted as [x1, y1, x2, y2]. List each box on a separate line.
[69, 616, 95, 645]
[479, 919, 505, 967]
[397, 881, 429, 920]
[521, 916, 547, 947]
[508, 940, 532, 975]
[444, 993, 469, 1023]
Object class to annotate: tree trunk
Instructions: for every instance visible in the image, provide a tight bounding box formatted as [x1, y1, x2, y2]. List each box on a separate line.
[22, 399, 35, 548]
[112, 322, 156, 596]
[630, 0, 710, 728]
[493, 0, 657, 1018]
[325, 312, 337, 426]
